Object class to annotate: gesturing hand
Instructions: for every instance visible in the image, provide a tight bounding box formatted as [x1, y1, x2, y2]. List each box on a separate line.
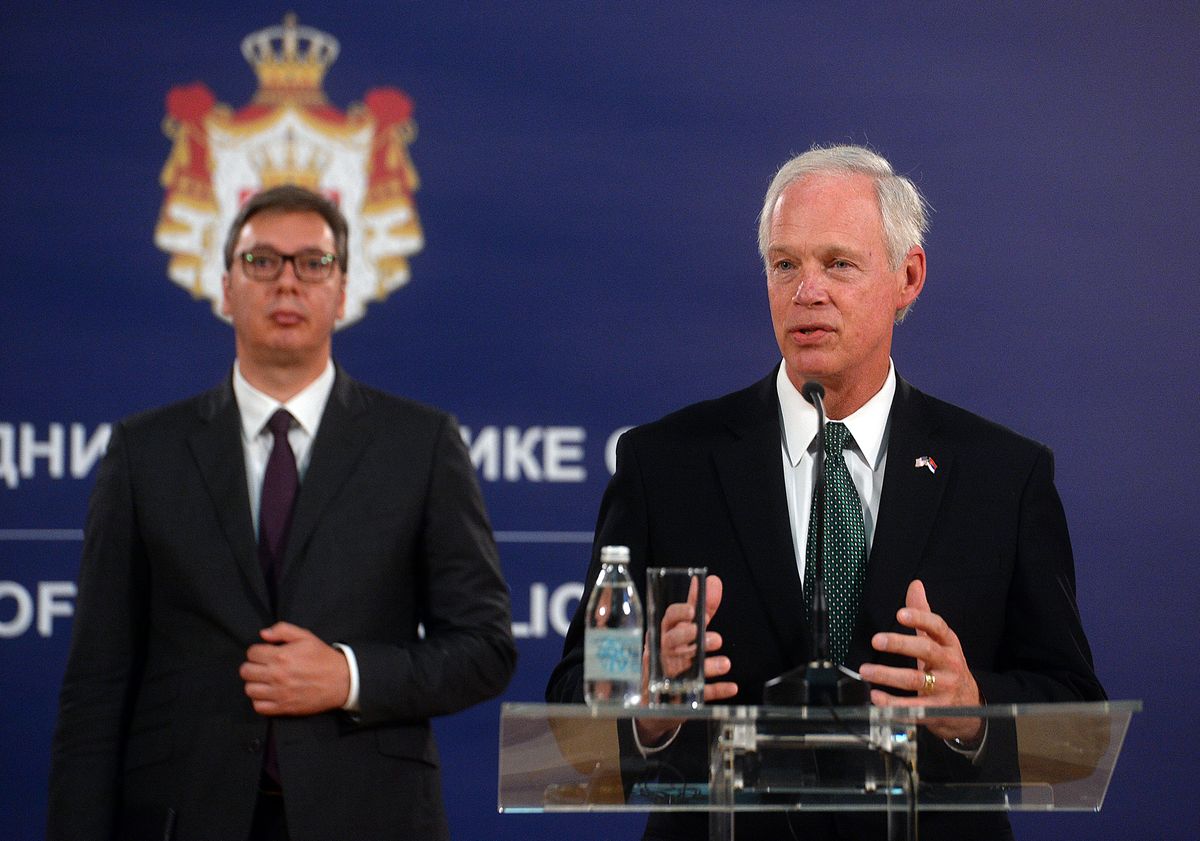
[239, 621, 351, 716]
[858, 580, 984, 744]
[635, 575, 737, 747]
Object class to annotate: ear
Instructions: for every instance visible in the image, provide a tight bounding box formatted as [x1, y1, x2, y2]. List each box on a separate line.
[335, 274, 347, 321]
[897, 245, 926, 310]
[220, 272, 232, 317]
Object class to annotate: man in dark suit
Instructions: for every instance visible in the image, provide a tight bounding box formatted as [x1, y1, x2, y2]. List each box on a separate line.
[49, 186, 516, 841]
[546, 146, 1104, 839]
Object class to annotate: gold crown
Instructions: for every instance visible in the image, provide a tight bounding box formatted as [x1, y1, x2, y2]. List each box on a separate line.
[241, 13, 339, 105]
[252, 138, 329, 191]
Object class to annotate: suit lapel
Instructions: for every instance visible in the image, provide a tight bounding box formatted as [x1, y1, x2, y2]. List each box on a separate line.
[711, 372, 811, 664]
[188, 379, 269, 614]
[278, 368, 371, 603]
[852, 377, 951, 662]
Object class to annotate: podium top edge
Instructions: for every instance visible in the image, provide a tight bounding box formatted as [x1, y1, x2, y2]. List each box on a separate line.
[501, 700, 1142, 720]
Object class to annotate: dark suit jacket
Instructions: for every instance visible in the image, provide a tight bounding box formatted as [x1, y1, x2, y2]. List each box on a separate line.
[49, 367, 517, 841]
[546, 369, 1104, 840]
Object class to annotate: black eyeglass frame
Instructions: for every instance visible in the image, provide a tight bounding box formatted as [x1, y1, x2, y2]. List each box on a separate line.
[235, 247, 340, 283]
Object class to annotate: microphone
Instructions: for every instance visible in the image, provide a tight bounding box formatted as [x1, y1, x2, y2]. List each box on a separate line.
[763, 380, 870, 706]
[801, 382, 830, 665]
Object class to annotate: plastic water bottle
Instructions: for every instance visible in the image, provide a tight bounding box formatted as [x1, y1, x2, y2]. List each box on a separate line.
[583, 545, 644, 706]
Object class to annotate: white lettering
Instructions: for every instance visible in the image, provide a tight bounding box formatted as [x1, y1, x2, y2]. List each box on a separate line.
[512, 582, 583, 639]
[0, 424, 17, 489]
[0, 581, 34, 638]
[549, 582, 584, 638]
[463, 425, 592, 483]
[70, 423, 111, 478]
[503, 427, 543, 481]
[606, 426, 634, 475]
[543, 427, 586, 482]
[20, 423, 65, 479]
[511, 582, 548, 639]
[37, 581, 76, 637]
[461, 426, 500, 481]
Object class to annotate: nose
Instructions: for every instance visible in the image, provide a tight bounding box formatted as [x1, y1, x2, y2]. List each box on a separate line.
[275, 257, 302, 290]
[791, 272, 827, 305]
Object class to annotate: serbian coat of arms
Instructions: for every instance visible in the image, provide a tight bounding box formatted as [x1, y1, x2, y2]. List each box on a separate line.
[154, 14, 422, 326]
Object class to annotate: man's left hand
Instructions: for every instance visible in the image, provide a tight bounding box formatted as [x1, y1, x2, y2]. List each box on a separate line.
[239, 621, 351, 716]
[858, 579, 984, 744]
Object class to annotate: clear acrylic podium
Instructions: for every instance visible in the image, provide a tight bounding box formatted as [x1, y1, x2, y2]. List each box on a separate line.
[498, 701, 1139, 840]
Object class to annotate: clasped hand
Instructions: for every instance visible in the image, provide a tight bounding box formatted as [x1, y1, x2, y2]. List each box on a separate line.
[239, 621, 351, 716]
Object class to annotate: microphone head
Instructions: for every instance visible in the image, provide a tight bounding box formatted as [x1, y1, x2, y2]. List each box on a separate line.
[801, 381, 825, 405]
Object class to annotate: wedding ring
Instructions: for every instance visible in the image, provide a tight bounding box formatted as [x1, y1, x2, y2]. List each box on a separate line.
[921, 671, 936, 693]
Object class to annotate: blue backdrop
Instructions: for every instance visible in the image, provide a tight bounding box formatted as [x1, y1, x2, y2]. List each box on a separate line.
[2, 3, 1196, 839]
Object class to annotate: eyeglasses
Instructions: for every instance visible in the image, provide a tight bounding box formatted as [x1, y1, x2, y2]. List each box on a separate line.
[236, 247, 339, 283]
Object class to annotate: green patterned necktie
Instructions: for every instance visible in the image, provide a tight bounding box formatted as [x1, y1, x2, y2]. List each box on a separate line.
[803, 420, 867, 665]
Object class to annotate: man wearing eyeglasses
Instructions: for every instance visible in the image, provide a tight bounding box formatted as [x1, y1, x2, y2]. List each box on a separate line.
[48, 186, 517, 841]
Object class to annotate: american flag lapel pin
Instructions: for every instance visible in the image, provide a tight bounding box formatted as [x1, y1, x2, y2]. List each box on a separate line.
[914, 456, 938, 474]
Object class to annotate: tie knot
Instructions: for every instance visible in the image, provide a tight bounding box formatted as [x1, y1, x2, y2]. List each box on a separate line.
[824, 421, 853, 454]
[266, 409, 293, 440]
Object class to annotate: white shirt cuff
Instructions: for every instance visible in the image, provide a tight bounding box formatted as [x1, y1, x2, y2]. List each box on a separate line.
[331, 642, 361, 712]
[631, 719, 680, 756]
[944, 719, 987, 763]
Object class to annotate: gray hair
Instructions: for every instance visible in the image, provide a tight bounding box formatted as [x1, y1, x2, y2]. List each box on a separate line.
[757, 145, 929, 320]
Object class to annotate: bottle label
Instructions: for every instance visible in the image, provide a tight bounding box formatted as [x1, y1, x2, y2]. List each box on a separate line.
[584, 627, 642, 681]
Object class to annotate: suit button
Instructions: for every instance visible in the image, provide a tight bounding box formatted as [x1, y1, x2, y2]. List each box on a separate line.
[248, 737, 263, 754]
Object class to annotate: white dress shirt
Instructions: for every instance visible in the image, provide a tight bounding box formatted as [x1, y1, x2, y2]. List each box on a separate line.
[233, 360, 335, 535]
[232, 359, 360, 711]
[777, 359, 895, 583]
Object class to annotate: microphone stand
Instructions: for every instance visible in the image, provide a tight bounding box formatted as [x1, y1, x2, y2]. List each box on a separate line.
[763, 381, 869, 706]
[763, 382, 909, 841]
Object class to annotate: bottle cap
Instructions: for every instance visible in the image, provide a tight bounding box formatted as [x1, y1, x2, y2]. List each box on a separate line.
[599, 545, 631, 564]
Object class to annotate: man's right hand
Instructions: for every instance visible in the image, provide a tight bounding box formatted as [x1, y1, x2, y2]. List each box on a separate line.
[635, 574, 737, 747]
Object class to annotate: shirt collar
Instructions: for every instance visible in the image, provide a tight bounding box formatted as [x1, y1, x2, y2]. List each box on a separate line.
[232, 359, 336, 442]
[776, 360, 896, 469]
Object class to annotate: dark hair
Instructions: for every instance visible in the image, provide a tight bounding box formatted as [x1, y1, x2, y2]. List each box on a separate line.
[222, 185, 350, 273]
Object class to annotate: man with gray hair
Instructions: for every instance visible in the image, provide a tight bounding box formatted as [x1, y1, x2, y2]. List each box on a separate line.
[548, 145, 1104, 839]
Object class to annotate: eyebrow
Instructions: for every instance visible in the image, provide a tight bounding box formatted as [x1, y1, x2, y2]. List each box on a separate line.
[243, 244, 333, 253]
[767, 242, 870, 261]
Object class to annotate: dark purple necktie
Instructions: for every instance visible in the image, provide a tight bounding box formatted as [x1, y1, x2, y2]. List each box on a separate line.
[258, 409, 298, 610]
[258, 409, 297, 788]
